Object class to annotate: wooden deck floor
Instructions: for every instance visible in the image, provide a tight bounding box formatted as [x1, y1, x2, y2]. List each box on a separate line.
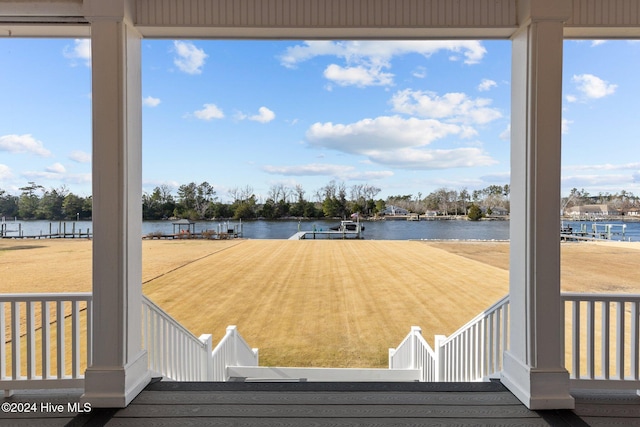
[3, 380, 640, 426]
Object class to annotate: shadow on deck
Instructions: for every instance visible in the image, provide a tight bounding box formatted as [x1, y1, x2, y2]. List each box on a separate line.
[3, 380, 640, 426]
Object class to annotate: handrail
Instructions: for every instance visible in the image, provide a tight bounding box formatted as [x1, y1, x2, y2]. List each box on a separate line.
[1, 293, 92, 392]
[141, 295, 213, 381]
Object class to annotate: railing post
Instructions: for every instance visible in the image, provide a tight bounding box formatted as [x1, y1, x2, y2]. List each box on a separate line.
[410, 326, 421, 369]
[199, 334, 213, 381]
[227, 325, 238, 367]
[434, 335, 446, 382]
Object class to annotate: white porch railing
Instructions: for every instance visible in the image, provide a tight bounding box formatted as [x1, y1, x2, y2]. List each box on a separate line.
[2, 293, 258, 391]
[211, 325, 259, 381]
[141, 295, 215, 381]
[1, 293, 92, 392]
[392, 293, 640, 389]
[141, 296, 259, 382]
[389, 295, 509, 382]
[563, 293, 640, 390]
[439, 295, 510, 382]
[388, 326, 441, 381]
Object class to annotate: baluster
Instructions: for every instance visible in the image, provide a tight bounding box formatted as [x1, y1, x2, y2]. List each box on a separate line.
[11, 301, 21, 380]
[0, 302, 5, 379]
[586, 300, 595, 380]
[72, 300, 80, 378]
[486, 312, 497, 372]
[571, 300, 580, 379]
[57, 301, 65, 379]
[26, 301, 35, 379]
[616, 301, 625, 380]
[42, 301, 51, 379]
[601, 301, 610, 380]
[632, 301, 639, 380]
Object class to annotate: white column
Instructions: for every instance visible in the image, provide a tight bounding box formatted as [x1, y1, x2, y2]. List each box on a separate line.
[80, 0, 150, 408]
[501, 0, 574, 410]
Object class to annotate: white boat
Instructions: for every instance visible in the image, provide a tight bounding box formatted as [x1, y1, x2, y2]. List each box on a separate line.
[330, 220, 364, 232]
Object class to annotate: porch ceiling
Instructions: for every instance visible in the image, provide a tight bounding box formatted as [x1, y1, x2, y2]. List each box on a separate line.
[1, 0, 640, 39]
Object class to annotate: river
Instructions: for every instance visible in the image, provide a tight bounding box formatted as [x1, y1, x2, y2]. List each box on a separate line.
[3, 218, 640, 241]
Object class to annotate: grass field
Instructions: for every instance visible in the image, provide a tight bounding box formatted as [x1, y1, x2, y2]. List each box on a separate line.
[2, 238, 639, 370]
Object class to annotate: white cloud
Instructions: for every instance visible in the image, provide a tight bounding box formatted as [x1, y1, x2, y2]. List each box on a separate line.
[63, 39, 91, 67]
[562, 174, 633, 188]
[0, 164, 12, 180]
[390, 89, 502, 125]
[560, 163, 640, 194]
[563, 162, 640, 172]
[281, 40, 486, 67]
[591, 40, 607, 47]
[173, 41, 208, 74]
[562, 118, 573, 134]
[249, 107, 276, 123]
[566, 94, 578, 103]
[346, 170, 394, 180]
[22, 170, 90, 184]
[323, 64, 394, 87]
[262, 163, 393, 181]
[193, 104, 224, 121]
[280, 40, 486, 87]
[306, 116, 462, 155]
[499, 124, 510, 141]
[572, 74, 617, 99]
[0, 134, 52, 157]
[305, 115, 497, 170]
[69, 150, 91, 163]
[45, 163, 66, 174]
[263, 163, 355, 176]
[412, 66, 427, 79]
[480, 172, 511, 183]
[478, 79, 497, 92]
[143, 96, 161, 107]
[367, 147, 497, 170]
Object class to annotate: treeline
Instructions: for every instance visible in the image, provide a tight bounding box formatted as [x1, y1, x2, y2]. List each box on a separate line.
[3, 181, 638, 222]
[0, 182, 92, 220]
[142, 181, 512, 220]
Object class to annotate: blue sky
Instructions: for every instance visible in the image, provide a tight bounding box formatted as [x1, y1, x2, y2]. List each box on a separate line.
[1, 38, 638, 202]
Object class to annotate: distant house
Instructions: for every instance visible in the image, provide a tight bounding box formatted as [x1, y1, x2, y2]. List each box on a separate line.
[627, 208, 640, 217]
[480, 206, 509, 216]
[379, 205, 410, 216]
[424, 210, 438, 217]
[564, 204, 621, 217]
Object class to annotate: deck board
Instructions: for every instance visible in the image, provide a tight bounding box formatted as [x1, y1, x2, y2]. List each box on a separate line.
[106, 417, 554, 427]
[131, 390, 523, 405]
[113, 403, 539, 418]
[3, 381, 640, 425]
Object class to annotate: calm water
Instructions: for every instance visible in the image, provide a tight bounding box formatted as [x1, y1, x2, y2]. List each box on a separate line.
[4, 218, 640, 241]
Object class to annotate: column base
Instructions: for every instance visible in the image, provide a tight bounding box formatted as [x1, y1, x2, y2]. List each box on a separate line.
[501, 351, 574, 410]
[81, 350, 150, 408]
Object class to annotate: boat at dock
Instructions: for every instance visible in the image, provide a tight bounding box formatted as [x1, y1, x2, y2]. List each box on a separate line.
[329, 220, 364, 232]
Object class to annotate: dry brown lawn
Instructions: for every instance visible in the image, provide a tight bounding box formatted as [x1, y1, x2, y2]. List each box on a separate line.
[2, 238, 639, 371]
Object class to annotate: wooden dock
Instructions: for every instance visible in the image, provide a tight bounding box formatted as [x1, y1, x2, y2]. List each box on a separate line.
[289, 230, 362, 240]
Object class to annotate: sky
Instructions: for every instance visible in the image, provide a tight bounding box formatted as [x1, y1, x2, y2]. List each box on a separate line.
[1, 38, 639, 203]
